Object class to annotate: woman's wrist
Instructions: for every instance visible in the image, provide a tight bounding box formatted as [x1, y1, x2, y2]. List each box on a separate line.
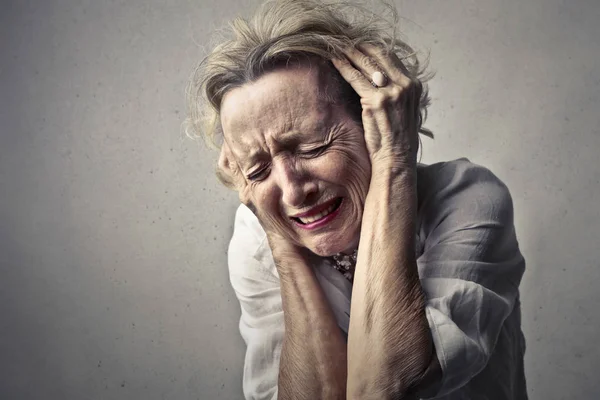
[370, 151, 416, 181]
[369, 159, 416, 198]
[363, 160, 417, 242]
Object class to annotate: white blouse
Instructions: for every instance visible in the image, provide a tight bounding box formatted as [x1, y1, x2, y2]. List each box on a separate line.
[227, 158, 528, 399]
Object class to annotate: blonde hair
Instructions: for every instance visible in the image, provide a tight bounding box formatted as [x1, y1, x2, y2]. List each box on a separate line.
[183, 0, 433, 154]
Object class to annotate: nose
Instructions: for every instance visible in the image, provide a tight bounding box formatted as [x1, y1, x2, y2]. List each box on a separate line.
[274, 158, 317, 209]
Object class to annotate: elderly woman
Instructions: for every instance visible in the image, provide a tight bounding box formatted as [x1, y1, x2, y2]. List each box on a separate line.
[185, 1, 527, 399]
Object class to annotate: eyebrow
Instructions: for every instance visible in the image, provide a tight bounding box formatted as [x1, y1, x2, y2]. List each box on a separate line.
[279, 121, 332, 150]
[240, 148, 267, 172]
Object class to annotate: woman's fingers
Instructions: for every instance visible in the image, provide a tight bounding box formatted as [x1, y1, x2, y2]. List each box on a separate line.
[342, 46, 387, 82]
[354, 44, 421, 122]
[331, 44, 422, 164]
[357, 44, 412, 88]
[217, 141, 243, 190]
[332, 47, 390, 93]
[332, 44, 418, 99]
[331, 56, 374, 97]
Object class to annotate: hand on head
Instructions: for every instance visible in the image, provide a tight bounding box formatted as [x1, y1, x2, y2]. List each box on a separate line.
[332, 44, 422, 171]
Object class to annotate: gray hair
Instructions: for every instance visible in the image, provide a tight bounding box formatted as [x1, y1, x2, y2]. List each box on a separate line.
[183, 0, 433, 157]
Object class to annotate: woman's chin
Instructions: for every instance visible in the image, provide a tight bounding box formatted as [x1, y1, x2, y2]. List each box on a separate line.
[304, 231, 360, 257]
[308, 246, 338, 258]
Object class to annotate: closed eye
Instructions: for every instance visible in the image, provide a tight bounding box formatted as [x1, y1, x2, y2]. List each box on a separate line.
[247, 164, 270, 181]
[300, 144, 328, 157]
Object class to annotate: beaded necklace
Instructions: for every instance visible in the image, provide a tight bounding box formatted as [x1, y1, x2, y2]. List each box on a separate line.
[331, 249, 358, 282]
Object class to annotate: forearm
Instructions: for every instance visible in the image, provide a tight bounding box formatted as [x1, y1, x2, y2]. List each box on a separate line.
[275, 255, 347, 400]
[347, 167, 432, 399]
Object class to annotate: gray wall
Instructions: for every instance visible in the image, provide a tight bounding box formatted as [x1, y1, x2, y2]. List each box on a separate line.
[1, 0, 598, 399]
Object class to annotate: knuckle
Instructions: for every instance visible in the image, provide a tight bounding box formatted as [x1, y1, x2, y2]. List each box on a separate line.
[389, 86, 403, 102]
[360, 98, 375, 114]
[373, 46, 387, 58]
[218, 155, 236, 175]
[372, 92, 387, 108]
[216, 164, 237, 189]
[336, 56, 350, 66]
[349, 69, 365, 82]
[217, 155, 230, 172]
[361, 55, 378, 70]
[399, 75, 412, 88]
[361, 91, 396, 112]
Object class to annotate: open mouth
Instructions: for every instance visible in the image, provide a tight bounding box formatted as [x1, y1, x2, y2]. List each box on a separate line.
[292, 197, 343, 225]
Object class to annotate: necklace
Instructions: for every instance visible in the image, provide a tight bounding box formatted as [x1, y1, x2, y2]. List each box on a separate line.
[331, 249, 358, 282]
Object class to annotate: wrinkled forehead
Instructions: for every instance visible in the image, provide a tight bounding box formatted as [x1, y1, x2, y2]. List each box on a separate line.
[219, 64, 336, 160]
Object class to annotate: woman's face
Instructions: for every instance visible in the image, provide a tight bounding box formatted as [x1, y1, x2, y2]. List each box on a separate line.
[220, 65, 371, 256]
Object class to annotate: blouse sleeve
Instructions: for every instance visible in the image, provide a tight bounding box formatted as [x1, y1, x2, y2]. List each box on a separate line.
[416, 159, 526, 397]
[227, 204, 283, 400]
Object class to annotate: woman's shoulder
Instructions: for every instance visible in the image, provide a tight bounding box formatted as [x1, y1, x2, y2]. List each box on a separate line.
[418, 157, 504, 184]
[416, 158, 514, 229]
[417, 157, 510, 199]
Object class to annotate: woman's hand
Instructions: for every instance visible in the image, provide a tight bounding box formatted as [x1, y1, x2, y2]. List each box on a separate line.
[332, 46, 433, 398]
[218, 142, 309, 267]
[331, 44, 422, 175]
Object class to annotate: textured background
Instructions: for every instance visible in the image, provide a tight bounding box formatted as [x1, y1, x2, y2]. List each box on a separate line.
[1, 0, 599, 399]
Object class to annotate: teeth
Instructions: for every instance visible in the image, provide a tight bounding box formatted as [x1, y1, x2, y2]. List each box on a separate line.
[298, 201, 338, 224]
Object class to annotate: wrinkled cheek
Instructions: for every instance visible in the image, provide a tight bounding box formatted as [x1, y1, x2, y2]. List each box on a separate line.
[330, 147, 371, 207]
[344, 159, 370, 197]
